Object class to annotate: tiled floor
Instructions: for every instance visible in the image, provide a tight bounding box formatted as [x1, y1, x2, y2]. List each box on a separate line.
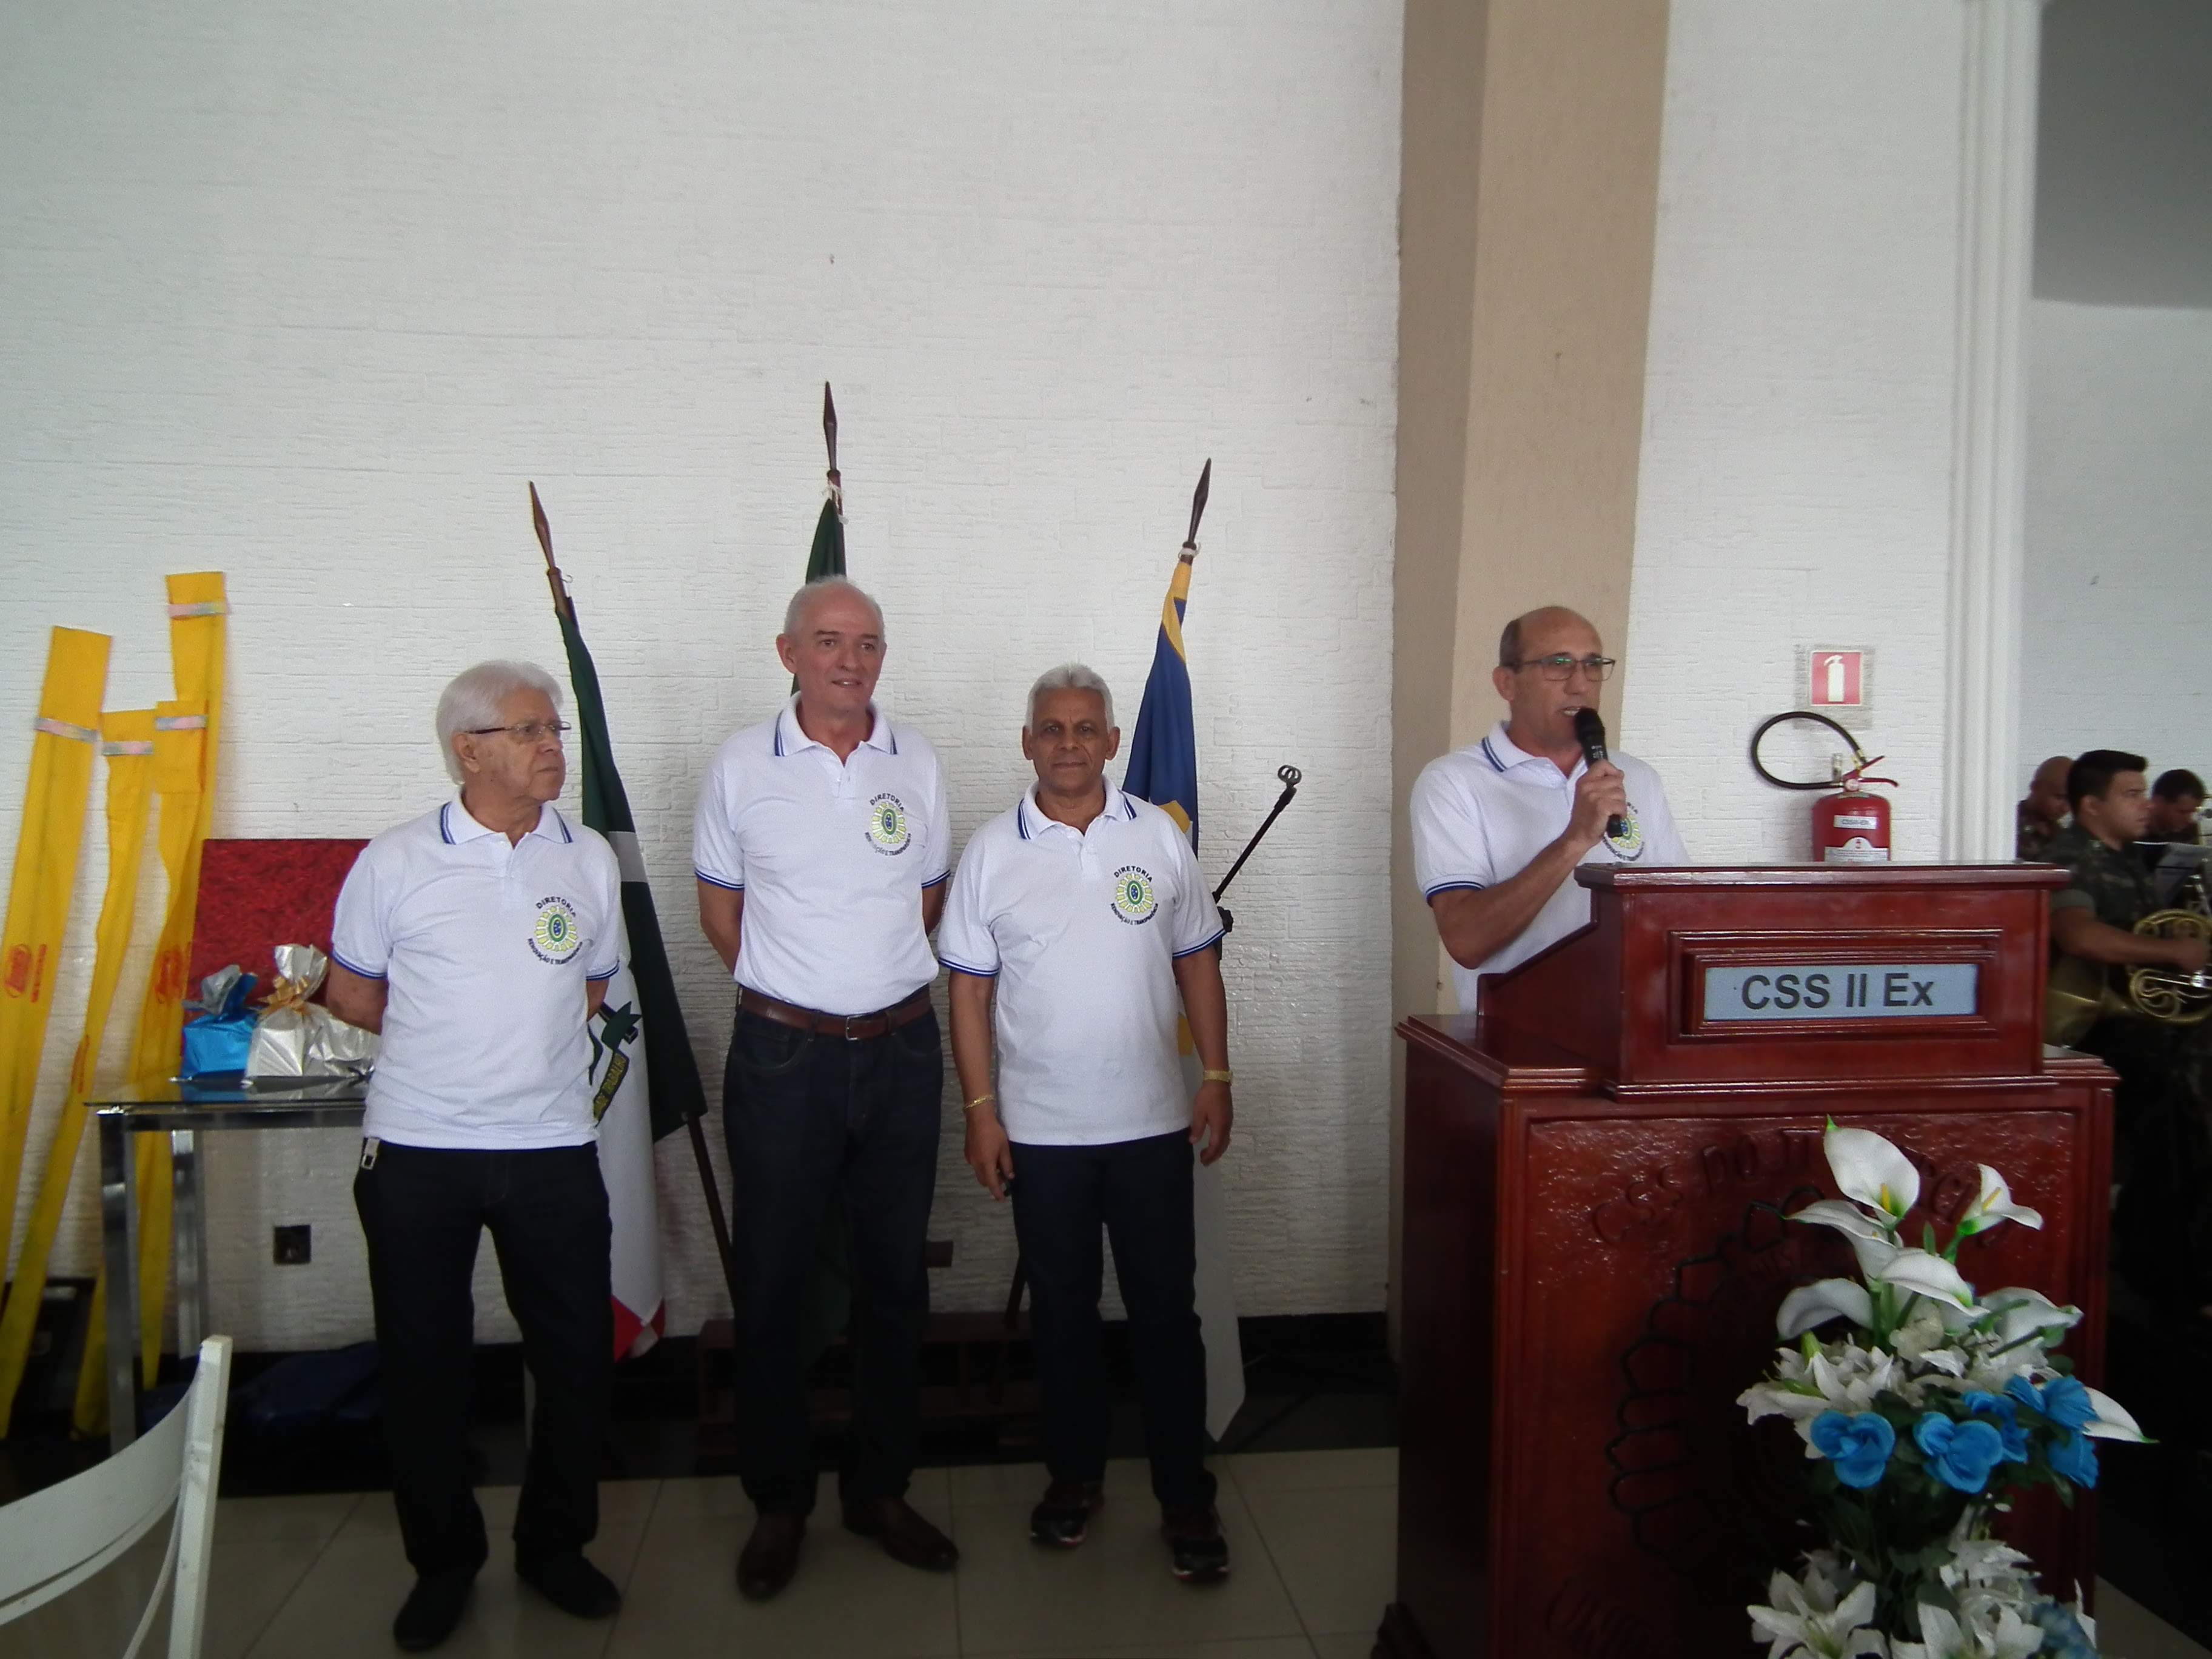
[8, 1450, 2207, 1658]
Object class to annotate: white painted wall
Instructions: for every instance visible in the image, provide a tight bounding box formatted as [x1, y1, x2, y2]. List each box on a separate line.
[0, 2, 1402, 1349]
[1623, 1, 1972, 862]
[2018, 301, 2212, 788]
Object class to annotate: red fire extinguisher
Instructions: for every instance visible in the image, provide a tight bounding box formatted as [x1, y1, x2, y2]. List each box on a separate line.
[1752, 711, 1898, 863]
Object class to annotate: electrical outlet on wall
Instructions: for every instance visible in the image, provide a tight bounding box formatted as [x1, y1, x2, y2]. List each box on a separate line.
[273, 1225, 312, 1265]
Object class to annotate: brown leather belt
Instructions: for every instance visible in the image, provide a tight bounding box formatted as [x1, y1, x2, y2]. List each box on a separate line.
[738, 985, 933, 1041]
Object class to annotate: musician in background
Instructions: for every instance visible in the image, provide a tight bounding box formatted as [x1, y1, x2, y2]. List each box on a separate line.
[2016, 754, 2071, 862]
[2145, 768, 2206, 847]
[2046, 748, 2212, 1315]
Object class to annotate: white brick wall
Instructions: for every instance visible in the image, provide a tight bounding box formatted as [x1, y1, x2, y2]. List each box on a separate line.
[1623, 1, 1972, 862]
[2020, 301, 2212, 788]
[0, 2, 1403, 1347]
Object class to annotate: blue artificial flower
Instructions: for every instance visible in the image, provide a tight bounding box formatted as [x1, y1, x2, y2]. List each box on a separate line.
[2030, 1598, 2099, 1659]
[1960, 1389, 2029, 1463]
[1809, 1410, 1895, 1489]
[2039, 1375, 2096, 1431]
[1912, 1412, 2006, 1494]
[2048, 1429, 2099, 1489]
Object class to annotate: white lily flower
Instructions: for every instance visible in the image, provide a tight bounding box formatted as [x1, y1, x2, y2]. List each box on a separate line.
[1876, 1248, 1979, 1309]
[1980, 1288, 2081, 1348]
[1848, 1231, 1901, 1282]
[1749, 1570, 1885, 1659]
[1778, 1279, 1874, 1339]
[2081, 1384, 2150, 1443]
[1790, 1198, 1896, 1244]
[1894, 1604, 1962, 1659]
[1952, 1165, 2043, 1238]
[1737, 1382, 1834, 1435]
[1825, 1124, 1920, 1221]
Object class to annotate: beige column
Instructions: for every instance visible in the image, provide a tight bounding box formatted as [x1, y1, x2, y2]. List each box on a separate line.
[1389, 0, 1671, 1339]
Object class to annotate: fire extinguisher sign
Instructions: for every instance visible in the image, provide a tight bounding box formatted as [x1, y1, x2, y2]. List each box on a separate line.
[1798, 647, 1876, 732]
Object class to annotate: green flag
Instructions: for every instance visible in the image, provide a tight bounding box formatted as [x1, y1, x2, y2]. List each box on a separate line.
[794, 381, 846, 690]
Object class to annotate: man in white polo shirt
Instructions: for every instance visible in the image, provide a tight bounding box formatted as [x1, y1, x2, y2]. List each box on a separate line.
[326, 660, 624, 1653]
[1410, 605, 1687, 1011]
[693, 575, 956, 1599]
[940, 663, 1234, 1583]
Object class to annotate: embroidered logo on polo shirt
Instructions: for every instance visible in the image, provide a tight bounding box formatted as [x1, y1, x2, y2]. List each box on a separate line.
[1605, 805, 1646, 862]
[865, 793, 912, 856]
[530, 896, 584, 964]
[1110, 865, 1159, 925]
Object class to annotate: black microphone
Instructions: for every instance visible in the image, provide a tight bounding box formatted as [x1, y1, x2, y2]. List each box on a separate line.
[1572, 708, 1626, 840]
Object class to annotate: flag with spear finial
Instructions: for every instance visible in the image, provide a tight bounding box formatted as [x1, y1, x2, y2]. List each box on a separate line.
[532, 483, 741, 1353]
[1119, 460, 1245, 1439]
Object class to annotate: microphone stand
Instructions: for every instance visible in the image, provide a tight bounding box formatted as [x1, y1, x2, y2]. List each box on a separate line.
[1212, 765, 1303, 936]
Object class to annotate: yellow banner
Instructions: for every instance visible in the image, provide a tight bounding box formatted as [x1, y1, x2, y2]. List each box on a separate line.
[0, 709, 155, 1434]
[74, 573, 226, 1433]
[0, 627, 112, 1271]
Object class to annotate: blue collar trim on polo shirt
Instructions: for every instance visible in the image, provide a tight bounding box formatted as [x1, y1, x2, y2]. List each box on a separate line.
[775, 695, 897, 759]
[439, 802, 456, 843]
[1480, 736, 1508, 774]
[441, 796, 568, 845]
[1018, 782, 1134, 841]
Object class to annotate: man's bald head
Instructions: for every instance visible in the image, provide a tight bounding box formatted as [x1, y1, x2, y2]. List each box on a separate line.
[1498, 607, 1600, 669]
[2026, 754, 2071, 827]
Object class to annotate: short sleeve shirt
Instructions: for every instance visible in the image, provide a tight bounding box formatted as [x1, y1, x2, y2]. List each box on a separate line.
[331, 797, 622, 1150]
[1410, 721, 1689, 1010]
[937, 783, 1225, 1146]
[692, 697, 948, 1016]
[2045, 824, 2157, 930]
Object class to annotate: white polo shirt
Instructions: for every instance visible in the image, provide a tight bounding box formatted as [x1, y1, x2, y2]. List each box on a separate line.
[937, 782, 1225, 1147]
[331, 797, 621, 1150]
[1410, 720, 1688, 1008]
[692, 696, 949, 1016]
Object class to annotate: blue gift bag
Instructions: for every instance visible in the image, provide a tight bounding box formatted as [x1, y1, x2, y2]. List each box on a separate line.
[179, 965, 258, 1080]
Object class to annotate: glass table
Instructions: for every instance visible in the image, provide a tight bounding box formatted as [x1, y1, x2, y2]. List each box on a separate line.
[89, 1074, 367, 1451]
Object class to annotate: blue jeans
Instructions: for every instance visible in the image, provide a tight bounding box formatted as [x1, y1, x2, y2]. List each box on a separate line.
[721, 1001, 943, 1514]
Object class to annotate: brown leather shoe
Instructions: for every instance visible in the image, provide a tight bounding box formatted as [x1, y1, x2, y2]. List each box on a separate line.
[840, 1495, 960, 1572]
[737, 1512, 805, 1601]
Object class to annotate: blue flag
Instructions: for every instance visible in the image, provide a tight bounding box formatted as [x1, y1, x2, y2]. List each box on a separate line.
[1123, 546, 1201, 846]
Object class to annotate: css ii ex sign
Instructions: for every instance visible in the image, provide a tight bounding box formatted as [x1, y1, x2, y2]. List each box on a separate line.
[1703, 963, 1978, 1022]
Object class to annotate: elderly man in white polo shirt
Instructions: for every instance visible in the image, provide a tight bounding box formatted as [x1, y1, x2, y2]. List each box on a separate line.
[693, 575, 956, 1599]
[326, 660, 625, 1653]
[940, 663, 1234, 1583]
[1410, 605, 1688, 1009]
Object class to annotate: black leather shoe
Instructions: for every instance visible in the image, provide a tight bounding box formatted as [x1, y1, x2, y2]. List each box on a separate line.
[392, 1569, 475, 1651]
[1161, 1503, 1230, 1583]
[1029, 1479, 1105, 1547]
[737, 1512, 806, 1601]
[841, 1495, 959, 1572]
[515, 1552, 621, 1620]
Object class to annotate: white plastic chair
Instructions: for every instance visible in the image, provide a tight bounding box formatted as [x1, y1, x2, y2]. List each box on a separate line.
[0, 1335, 232, 1658]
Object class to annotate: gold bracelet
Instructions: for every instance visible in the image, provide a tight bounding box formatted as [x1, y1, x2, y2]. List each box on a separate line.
[965, 1092, 997, 1113]
[1201, 1068, 1234, 1086]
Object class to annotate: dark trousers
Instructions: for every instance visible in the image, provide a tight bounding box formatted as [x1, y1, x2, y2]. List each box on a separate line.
[1010, 1130, 1216, 1510]
[353, 1141, 612, 1578]
[722, 1002, 943, 1514]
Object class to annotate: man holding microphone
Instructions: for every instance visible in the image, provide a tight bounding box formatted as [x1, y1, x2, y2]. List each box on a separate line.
[1410, 606, 1687, 1007]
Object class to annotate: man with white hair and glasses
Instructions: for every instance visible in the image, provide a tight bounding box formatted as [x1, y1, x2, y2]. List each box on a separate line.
[1410, 606, 1687, 1010]
[693, 576, 956, 1598]
[326, 660, 626, 1651]
[939, 663, 1233, 1581]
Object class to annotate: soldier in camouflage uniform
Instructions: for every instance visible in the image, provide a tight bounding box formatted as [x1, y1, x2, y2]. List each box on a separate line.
[2048, 749, 2212, 1313]
[2016, 754, 2070, 862]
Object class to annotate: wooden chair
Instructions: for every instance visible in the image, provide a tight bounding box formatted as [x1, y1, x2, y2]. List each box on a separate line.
[0, 1336, 232, 1657]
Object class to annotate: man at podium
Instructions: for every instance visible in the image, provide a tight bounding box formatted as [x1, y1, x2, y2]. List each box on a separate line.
[1410, 605, 1687, 1010]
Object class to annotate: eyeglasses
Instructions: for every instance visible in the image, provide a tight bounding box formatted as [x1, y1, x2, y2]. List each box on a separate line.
[466, 721, 571, 744]
[1507, 654, 1618, 683]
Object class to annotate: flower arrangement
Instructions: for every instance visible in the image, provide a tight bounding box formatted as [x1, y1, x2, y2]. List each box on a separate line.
[1739, 1121, 2146, 1658]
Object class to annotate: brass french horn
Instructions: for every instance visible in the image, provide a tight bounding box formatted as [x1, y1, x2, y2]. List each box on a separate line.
[2045, 905, 2212, 1047]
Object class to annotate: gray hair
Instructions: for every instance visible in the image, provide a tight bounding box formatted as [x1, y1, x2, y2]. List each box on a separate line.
[435, 660, 564, 783]
[782, 576, 886, 644]
[1025, 662, 1114, 731]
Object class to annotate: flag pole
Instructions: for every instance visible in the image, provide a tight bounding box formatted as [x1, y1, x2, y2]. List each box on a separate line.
[530, 484, 744, 1321]
[1210, 763, 1303, 908]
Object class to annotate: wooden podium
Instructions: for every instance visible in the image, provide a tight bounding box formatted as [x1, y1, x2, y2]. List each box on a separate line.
[1382, 865, 2113, 1659]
